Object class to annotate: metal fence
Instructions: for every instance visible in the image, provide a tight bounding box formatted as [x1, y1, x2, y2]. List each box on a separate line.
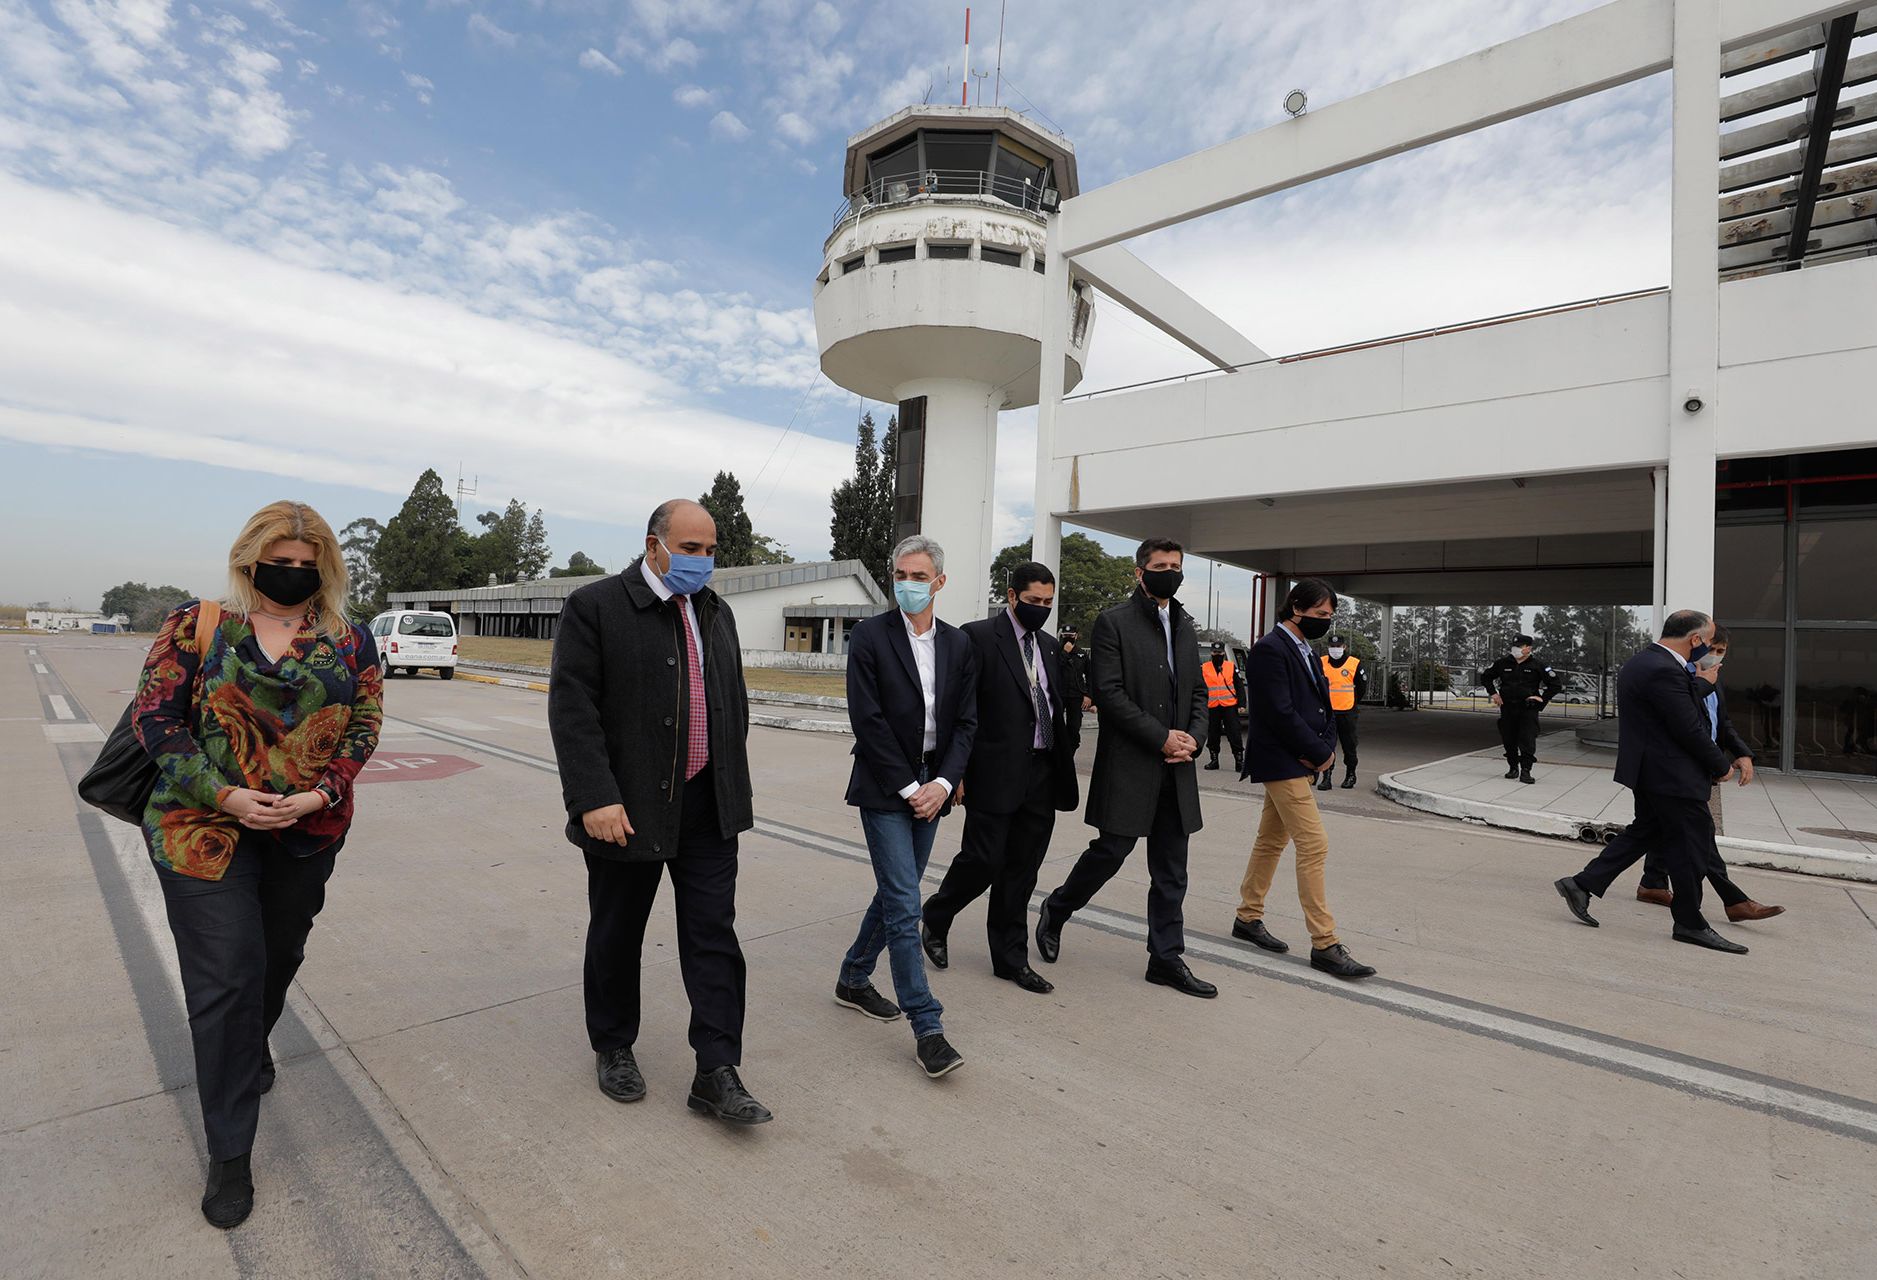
[830, 168, 1054, 231]
[1375, 661, 1617, 721]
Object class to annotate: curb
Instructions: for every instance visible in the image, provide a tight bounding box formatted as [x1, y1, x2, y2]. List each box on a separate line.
[1377, 758, 1877, 884]
[750, 712, 852, 735]
[457, 671, 550, 693]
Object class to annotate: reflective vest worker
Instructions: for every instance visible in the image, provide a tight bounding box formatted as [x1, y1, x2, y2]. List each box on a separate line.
[1317, 635, 1366, 791]
[1203, 651, 1239, 707]
[1320, 652, 1360, 711]
[1203, 640, 1245, 771]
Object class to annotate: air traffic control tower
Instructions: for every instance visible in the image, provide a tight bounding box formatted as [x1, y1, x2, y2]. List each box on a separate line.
[815, 106, 1093, 624]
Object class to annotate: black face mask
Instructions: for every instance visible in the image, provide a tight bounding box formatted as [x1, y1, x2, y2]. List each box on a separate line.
[1012, 601, 1053, 633]
[1211, 655, 1224, 668]
[252, 563, 321, 608]
[1295, 614, 1333, 641]
[1139, 568, 1183, 600]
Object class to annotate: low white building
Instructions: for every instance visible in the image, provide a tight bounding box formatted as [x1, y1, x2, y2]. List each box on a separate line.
[28, 610, 130, 633]
[386, 559, 888, 655]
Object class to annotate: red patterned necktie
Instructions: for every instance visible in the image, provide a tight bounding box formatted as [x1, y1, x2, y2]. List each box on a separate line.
[680, 600, 709, 780]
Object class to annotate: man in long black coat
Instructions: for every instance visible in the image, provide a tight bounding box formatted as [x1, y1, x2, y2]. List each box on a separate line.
[921, 561, 1079, 993]
[1035, 537, 1216, 998]
[549, 498, 771, 1124]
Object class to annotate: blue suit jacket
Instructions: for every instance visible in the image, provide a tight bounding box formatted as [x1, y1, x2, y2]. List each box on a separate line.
[1613, 645, 1731, 800]
[1240, 624, 1337, 783]
[843, 608, 978, 813]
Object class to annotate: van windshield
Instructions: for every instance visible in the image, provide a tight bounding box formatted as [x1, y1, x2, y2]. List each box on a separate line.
[398, 615, 455, 637]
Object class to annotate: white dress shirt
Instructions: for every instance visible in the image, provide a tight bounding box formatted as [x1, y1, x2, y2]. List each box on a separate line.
[641, 558, 704, 670]
[896, 613, 953, 799]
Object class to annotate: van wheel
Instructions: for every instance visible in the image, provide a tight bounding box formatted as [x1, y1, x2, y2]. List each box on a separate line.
[440, 667, 455, 680]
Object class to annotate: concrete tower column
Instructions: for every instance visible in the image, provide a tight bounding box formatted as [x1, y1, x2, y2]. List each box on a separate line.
[896, 376, 1000, 625]
[1032, 215, 1069, 582]
[1663, 0, 1720, 614]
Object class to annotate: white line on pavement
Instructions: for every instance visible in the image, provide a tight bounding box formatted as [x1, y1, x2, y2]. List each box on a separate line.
[33, 662, 48, 674]
[423, 715, 489, 733]
[47, 694, 75, 720]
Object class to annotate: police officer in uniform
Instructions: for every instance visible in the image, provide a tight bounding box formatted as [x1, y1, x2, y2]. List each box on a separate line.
[1201, 640, 1246, 772]
[1317, 635, 1366, 791]
[1057, 627, 1090, 738]
[1480, 634, 1563, 783]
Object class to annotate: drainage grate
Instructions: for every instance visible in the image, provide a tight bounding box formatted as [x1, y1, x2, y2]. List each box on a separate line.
[1798, 827, 1877, 843]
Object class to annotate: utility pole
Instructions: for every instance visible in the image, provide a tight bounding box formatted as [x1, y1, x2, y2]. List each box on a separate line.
[455, 465, 478, 524]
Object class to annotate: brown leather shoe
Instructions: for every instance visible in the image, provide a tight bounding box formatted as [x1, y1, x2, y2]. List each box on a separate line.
[1726, 900, 1785, 922]
[1635, 887, 1674, 907]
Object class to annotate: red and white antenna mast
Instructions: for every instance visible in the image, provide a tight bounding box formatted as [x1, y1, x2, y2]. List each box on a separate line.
[961, 8, 971, 106]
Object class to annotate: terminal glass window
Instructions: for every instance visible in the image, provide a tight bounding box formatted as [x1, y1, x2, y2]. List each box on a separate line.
[992, 138, 1048, 209]
[1795, 518, 1877, 620]
[1717, 626, 1784, 763]
[866, 138, 920, 197]
[1713, 523, 1784, 623]
[921, 131, 993, 193]
[1792, 630, 1877, 777]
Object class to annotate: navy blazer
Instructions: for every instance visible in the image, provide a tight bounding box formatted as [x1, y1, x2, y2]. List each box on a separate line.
[959, 611, 1079, 816]
[1613, 644, 1731, 800]
[1240, 624, 1337, 783]
[844, 608, 979, 814]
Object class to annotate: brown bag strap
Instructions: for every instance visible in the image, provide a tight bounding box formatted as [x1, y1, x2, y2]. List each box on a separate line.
[196, 600, 222, 656]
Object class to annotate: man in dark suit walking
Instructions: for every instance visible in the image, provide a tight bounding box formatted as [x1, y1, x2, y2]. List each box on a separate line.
[1634, 626, 1783, 921]
[549, 498, 771, 1125]
[1555, 610, 1750, 953]
[1035, 537, 1216, 998]
[921, 561, 1079, 994]
[1233, 578, 1377, 979]
[837, 535, 978, 1079]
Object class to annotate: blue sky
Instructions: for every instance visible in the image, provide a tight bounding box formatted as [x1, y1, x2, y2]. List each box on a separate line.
[0, 0, 1675, 631]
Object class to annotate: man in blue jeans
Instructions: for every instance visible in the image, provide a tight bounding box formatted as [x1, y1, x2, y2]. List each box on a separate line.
[837, 535, 979, 1079]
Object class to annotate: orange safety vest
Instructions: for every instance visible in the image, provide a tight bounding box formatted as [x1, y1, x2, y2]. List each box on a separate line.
[1202, 659, 1237, 708]
[1321, 655, 1360, 711]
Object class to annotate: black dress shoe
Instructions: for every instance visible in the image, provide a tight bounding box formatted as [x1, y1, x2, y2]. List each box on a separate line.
[915, 1033, 964, 1078]
[1035, 900, 1062, 964]
[995, 965, 1054, 994]
[1145, 959, 1218, 998]
[687, 1066, 773, 1124]
[1230, 918, 1289, 953]
[1504, 765, 1519, 779]
[834, 981, 903, 1021]
[1316, 772, 1332, 791]
[259, 1049, 275, 1096]
[1554, 876, 1598, 927]
[1309, 944, 1377, 979]
[1672, 926, 1748, 954]
[1519, 768, 1536, 784]
[1340, 770, 1356, 789]
[201, 1154, 254, 1229]
[1204, 757, 1220, 771]
[596, 1047, 646, 1102]
[920, 919, 948, 969]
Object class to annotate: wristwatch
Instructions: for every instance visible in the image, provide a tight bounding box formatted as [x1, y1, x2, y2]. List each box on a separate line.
[314, 782, 340, 809]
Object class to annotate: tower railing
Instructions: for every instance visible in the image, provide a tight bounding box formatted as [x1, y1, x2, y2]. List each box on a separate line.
[828, 169, 1055, 234]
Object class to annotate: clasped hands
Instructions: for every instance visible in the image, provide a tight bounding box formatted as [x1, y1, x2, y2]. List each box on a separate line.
[222, 787, 325, 830]
[1162, 729, 1198, 763]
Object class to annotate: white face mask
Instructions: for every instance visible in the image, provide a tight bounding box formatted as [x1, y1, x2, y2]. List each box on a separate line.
[1327, 647, 1346, 660]
[1697, 652, 1724, 670]
[1510, 646, 1528, 659]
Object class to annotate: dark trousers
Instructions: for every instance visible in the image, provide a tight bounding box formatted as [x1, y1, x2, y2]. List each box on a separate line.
[155, 833, 338, 1161]
[1639, 787, 1748, 906]
[1045, 770, 1189, 963]
[1573, 790, 1711, 931]
[1333, 710, 1359, 769]
[1205, 706, 1244, 762]
[584, 768, 745, 1071]
[924, 751, 1056, 974]
[1498, 704, 1541, 766]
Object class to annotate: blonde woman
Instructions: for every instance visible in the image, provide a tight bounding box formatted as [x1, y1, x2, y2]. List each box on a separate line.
[131, 501, 383, 1228]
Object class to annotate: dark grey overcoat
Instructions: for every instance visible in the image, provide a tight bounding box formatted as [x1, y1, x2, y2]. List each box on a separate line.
[1082, 588, 1209, 837]
[548, 558, 754, 861]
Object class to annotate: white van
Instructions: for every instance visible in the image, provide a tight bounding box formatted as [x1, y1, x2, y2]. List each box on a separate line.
[368, 610, 459, 679]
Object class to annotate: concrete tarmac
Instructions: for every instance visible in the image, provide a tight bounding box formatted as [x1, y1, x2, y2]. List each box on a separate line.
[6, 634, 1876, 1279]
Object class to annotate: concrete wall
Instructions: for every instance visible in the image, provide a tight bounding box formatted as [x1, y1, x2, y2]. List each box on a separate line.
[729, 574, 880, 651]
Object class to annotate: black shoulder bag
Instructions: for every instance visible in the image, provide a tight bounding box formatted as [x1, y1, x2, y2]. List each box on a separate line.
[79, 601, 221, 826]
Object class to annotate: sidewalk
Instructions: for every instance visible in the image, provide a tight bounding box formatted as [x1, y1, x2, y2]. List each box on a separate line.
[1380, 730, 1877, 882]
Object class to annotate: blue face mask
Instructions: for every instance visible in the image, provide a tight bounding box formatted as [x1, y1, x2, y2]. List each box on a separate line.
[894, 579, 934, 615]
[657, 539, 714, 596]
[1688, 640, 1711, 665]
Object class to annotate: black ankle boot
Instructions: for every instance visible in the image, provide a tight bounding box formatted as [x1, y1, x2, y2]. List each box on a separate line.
[201, 1153, 254, 1229]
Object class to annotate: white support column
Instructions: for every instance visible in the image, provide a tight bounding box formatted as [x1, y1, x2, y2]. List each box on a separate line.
[1031, 213, 1068, 580]
[1664, 0, 1721, 614]
[1651, 464, 1669, 634]
[898, 376, 1000, 627]
[822, 618, 833, 653]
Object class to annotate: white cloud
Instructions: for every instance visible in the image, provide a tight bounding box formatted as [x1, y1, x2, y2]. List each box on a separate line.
[657, 37, 699, 68]
[672, 83, 713, 109]
[774, 110, 813, 145]
[578, 48, 622, 76]
[0, 176, 848, 554]
[708, 109, 748, 141]
[402, 70, 434, 104]
[466, 13, 517, 48]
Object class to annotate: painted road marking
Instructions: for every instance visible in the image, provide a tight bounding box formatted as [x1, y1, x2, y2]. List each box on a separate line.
[356, 754, 483, 784]
[495, 715, 548, 729]
[423, 715, 489, 733]
[46, 694, 75, 721]
[44, 724, 106, 743]
[33, 662, 48, 674]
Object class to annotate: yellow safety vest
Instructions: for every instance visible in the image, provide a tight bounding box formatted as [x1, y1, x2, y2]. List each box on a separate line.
[1321, 655, 1360, 711]
[1202, 659, 1237, 708]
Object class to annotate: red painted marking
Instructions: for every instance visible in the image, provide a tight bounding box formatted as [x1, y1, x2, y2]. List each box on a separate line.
[354, 754, 482, 784]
